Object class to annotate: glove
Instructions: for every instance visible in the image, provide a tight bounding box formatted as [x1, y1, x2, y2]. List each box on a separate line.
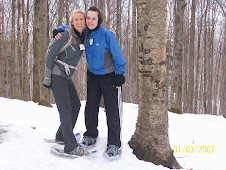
[43, 68, 52, 89]
[114, 74, 125, 87]
[43, 83, 51, 89]
[53, 29, 64, 38]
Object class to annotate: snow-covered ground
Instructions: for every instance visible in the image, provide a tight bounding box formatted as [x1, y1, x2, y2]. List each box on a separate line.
[0, 97, 225, 170]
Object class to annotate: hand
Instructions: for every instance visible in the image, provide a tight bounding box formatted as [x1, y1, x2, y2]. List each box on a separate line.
[55, 33, 62, 40]
[43, 84, 51, 89]
[43, 71, 51, 89]
[53, 29, 64, 39]
[114, 74, 125, 88]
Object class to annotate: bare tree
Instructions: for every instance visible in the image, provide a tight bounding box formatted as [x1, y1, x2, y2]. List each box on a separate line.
[32, 0, 50, 107]
[0, 0, 3, 96]
[116, 0, 121, 45]
[9, 0, 16, 99]
[186, 0, 196, 113]
[194, 0, 204, 114]
[170, 0, 186, 113]
[39, 0, 50, 106]
[105, 0, 111, 29]
[131, 0, 138, 103]
[33, 0, 41, 102]
[129, 0, 181, 168]
[65, 0, 69, 25]
[17, 0, 22, 99]
[58, 0, 64, 27]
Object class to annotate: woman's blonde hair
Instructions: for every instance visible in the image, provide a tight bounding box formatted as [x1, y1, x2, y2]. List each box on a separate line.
[70, 9, 85, 26]
[70, 9, 86, 44]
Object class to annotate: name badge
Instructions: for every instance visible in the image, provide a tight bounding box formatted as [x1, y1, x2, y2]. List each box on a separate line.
[89, 38, 93, 45]
[79, 44, 85, 50]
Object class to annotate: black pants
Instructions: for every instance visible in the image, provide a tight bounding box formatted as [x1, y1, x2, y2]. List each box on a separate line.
[84, 70, 122, 147]
[51, 75, 81, 153]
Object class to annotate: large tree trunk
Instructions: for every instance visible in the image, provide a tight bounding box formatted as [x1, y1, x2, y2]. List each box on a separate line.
[129, 0, 181, 168]
[170, 0, 186, 113]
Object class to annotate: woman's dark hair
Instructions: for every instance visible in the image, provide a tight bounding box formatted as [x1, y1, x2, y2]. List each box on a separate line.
[87, 6, 103, 25]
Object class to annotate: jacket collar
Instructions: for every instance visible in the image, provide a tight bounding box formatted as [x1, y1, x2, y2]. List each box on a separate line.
[87, 25, 101, 36]
[73, 27, 85, 43]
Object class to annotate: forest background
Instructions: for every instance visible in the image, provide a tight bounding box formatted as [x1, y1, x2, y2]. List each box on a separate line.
[0, 0, 225, 116]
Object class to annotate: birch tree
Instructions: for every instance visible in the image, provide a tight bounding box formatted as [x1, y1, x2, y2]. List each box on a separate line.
[129, 0, 181, 168]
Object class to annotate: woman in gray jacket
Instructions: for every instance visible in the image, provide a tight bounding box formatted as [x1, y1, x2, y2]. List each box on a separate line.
[43, 10, 88, 156]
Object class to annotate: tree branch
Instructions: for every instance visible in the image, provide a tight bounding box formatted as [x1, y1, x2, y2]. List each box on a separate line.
[215, 0, 226, 17]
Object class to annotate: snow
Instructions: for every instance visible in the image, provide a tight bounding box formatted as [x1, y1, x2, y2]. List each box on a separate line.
[0, 97, 225, 170]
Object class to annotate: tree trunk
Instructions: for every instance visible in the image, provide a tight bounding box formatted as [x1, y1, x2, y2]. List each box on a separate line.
[98, 0, 105, 26]
[207, 3, 216, 114]
[94, 0, 97, 6]
[22, 0, 30, 101]
[170, 0, 186, 113]
[105, 0, 110, 29]
[124, 0, 131, 102]
[203, 0, 209, 114]
[219, 24, 225, 115]
[17, 0, 22, 99]
[9, 0, 16, 99]
[194, 0, 204, 114]
[33, 0, 41, 102]
[39, 0, 51, 107]
[183, 4, 190, 112]
[129, 0, 181, 168]
[0, 0, 3, 96]
[131, 0, 138, 104]
[186, 0, 195, 113]
[116, 0, 121, 45]
[65, 0, 69, 25]
[58, 0, 64, 27]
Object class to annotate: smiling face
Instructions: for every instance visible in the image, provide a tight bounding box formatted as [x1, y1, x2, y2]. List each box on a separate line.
[71, 12, 85, 34]
[86, 11, 99, 30]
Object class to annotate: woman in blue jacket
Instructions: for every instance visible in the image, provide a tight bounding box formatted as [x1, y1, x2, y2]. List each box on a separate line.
[83, 6, 127, 158]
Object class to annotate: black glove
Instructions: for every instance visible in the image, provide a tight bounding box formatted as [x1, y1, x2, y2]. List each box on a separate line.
[114, 74, 125, 87]
[43, 84, 51, 89]
[43, 69, 51, 89]
[53, 29, 64, 38]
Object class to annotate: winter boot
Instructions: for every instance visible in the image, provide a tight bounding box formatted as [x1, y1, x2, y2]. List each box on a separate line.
[67, 144, 89, 156]
[82, 136, 96, 148]
[104, 144, 122, 159]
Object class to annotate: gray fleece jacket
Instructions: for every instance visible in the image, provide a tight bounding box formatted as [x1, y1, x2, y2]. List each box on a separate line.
[43, 30, 83, 87]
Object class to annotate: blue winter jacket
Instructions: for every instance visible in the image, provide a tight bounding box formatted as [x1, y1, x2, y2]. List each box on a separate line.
[57, 26, 127, 75]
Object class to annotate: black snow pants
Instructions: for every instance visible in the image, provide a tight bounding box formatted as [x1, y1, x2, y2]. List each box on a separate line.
[83, 70, 122, 147]
[51, 74, 81, 153]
